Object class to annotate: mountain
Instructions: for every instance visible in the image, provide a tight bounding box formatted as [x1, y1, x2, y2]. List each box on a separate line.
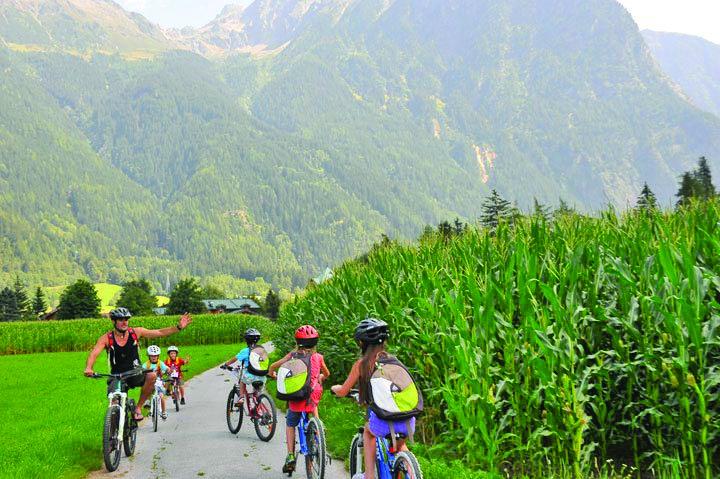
[643, 30, 720, 118]
[1, 0, 719, 291]
[0, 0, 174, 55]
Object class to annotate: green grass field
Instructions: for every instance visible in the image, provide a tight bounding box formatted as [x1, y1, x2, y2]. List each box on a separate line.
[0, 344, 243, 479]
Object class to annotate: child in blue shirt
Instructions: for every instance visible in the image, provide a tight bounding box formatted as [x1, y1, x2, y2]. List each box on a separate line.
[143, 345, 169, 419]
[222, 328, 267, 398]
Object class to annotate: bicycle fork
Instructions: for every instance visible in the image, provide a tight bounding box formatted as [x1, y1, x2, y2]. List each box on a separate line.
[108, 392, 128, 441]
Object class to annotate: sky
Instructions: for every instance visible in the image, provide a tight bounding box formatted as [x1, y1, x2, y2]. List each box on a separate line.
[116, 0, 720, 44]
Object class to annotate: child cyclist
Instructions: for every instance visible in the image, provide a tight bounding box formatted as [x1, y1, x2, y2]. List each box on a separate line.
[221, 328, 267, 399]
[269, 325, 330, 474]
[165, 345, 190, 404]
[143, 345, 169, 419]
[331, 318, 420, 479]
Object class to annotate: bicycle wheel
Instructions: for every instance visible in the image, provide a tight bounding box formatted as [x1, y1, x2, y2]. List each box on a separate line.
[102, 407, 122, 472]
[152, 396, 159, 432]
[174, 388, 180, 412]
[253, 393, 277, 442]
[123, 400, 137, 457]
[304, 417, 326, 479]
[392, 451, 423, 479]
[226, 387, 243, 434]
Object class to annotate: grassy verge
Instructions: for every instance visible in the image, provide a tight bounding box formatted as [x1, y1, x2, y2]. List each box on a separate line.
[0, 343, 242, 479]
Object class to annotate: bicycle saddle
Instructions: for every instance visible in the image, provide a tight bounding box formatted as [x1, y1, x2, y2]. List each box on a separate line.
[252, 381, 264, 389]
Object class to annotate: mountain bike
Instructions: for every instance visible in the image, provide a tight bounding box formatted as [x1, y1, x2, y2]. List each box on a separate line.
[221, 364, 277, 441]
[287, 411, 329, 478]
[166, 367, 184, 412]
[149, 375, 166, 432]
[337, 390, 423, 479]
[91, 370, 149, 472]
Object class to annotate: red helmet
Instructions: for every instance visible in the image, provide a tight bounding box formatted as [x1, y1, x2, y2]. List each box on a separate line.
[295, 325, 319, 348]
[295, 325, 319, 339]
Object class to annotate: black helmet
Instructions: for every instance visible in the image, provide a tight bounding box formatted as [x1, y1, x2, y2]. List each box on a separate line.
[110, 307, 132, 320]
[354, 318, 389, 345]
[244, 328, 261, 344]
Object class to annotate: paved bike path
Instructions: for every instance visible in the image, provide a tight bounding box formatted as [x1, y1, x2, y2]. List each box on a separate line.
[88, 365, 347, 479]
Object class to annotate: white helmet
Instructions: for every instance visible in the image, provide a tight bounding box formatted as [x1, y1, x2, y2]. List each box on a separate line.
[167, 345, 179, 353]
[147, 345, 161, 356]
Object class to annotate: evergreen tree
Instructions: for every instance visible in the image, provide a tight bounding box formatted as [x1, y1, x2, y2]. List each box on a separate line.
[453, 217, 467, 235]
[167, 278, 205, 314]
[418, 224, 435, 243]
[636, 182, 658, 211]
[694, 156, 716, 198]
[32, 287, 47, 317]
[676, 172, 697, 207]
[264, 288, 281, 320]
[533, 197, 551, 221]
[437, 221, 453, 240]
[117, 279, 157, 316]
[554, 198, 576, 218]
[13, 276, 31, 320]
[480, 190, 512, 228]
[58, 279, 101, 319]
[0, 286, 20, 322]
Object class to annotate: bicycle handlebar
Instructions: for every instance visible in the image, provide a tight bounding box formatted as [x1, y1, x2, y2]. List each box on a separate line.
[90, 370, 151, 380]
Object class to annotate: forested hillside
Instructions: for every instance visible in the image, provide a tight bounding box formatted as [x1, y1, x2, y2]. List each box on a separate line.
[1, 0, 719, 290]
[643, 30, 720, 118]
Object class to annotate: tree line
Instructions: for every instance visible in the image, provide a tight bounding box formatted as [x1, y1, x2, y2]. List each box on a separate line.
[0, 276, 283, 322]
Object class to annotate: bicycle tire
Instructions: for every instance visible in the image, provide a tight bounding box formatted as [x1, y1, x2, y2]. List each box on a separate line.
[253, 393, 277, 442]
[392, 451, 423, 479]
[349, 434, 362, 476]
[152, 396, 159, 432]
[226, 387, 243, 434]
[123, 400, 137, 457]
[304, 417, 326, 479]
[174, 389, 180, 412]
[102, 406, 121, 472]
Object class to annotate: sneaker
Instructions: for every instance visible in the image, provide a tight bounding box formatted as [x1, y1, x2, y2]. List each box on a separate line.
[180, 398, 186, 405]
[161, 412, 167, 420]
[352, 474, 365, 479]
[282, 454, 296, 473]
[143, 400, 150, 409]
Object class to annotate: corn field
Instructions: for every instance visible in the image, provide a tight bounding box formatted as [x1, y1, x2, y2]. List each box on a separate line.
[0, 314, 279, 354]
[278, 201, 720, 478]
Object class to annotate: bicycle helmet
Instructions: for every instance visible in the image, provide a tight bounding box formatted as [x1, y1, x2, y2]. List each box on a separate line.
[354, 318, 389, 345]
[244, 328, 261, 344]
[147, 345, 161, 356]
[109, 307, 132, 320]
[167, 345, 179, 353]
[295, 325, 319, 348]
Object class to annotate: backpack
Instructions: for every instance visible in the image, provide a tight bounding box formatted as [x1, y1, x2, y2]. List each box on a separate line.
[276, 351, 313, 401]
[367, 355, 423, 422]
[106, 328, 139, 366]
[246, 345, 270, 376]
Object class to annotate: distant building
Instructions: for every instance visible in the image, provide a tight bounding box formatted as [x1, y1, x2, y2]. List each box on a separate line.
[153, 307, 168, 316]
[203, 298, 261, 315]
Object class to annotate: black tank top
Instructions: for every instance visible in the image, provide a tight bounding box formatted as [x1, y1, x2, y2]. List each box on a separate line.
[108, 331, 141, 374]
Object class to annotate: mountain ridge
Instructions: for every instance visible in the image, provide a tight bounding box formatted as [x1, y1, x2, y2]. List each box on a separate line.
[1, 0, 719, 290]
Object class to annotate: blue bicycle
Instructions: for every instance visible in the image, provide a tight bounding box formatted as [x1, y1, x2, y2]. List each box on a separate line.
[342, 390, 423, 479]
[286, 411, 328, 478]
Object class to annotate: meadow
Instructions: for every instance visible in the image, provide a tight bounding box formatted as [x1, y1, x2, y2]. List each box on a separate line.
[278, 201, 720, 478]
[0, 344, 243, 479]
[0, 314, 279, 354]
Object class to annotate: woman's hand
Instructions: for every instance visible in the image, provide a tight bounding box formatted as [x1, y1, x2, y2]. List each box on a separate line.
[330, 384, 342, 396]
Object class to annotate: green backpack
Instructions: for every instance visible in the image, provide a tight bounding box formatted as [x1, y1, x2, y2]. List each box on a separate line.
[276, 351, 313, 401]
[246, 345, 270, 376]
[367, 355, 423, 421]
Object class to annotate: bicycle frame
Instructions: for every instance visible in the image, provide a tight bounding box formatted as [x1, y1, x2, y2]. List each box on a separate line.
[230, 366, 264, 417]
[296, 412, 312, 456]
[107, 385, 128, 443]
[374, 435, 396, 479]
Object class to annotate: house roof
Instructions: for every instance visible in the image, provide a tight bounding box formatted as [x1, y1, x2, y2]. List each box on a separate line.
[202, 298, 261, 310]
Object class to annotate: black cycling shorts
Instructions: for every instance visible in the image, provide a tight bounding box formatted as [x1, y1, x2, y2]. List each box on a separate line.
[107, 369, 146, 394]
